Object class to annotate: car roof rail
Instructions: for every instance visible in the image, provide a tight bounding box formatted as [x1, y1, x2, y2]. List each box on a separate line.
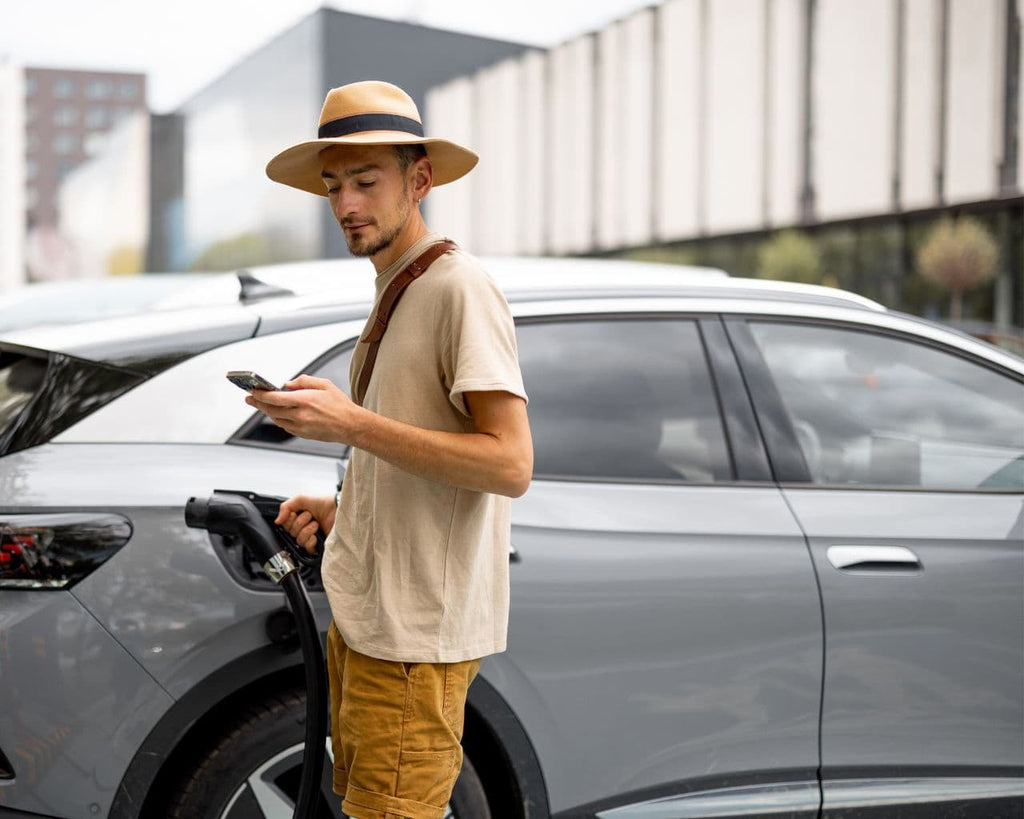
[236, 270, 295, 303]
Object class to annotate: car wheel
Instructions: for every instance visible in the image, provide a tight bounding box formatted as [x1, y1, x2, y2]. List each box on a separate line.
[163, 686, 490, 819]
[445, 755, 490, 819]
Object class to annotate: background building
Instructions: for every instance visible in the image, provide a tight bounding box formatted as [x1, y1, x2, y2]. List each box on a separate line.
[22, 67, 147, 279]
[56, 111, 184, 279]
[426, 0, 1023, 329]
[175, 7, 529, 271]
[2, 2, 1020, 336]
[0, 64, 25, 292]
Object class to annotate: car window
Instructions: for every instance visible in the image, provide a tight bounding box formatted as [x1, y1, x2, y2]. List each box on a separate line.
[517, 319, 733, 482]
[748, 322, 1024, 490]
[236, 345, 353, 457]
[0, 349, 144, 455]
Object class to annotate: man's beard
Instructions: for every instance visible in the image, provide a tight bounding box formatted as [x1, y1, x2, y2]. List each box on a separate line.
[345, 189, 413, 258]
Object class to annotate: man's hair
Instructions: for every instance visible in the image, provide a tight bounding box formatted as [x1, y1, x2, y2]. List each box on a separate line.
[393, 143, 428, 173]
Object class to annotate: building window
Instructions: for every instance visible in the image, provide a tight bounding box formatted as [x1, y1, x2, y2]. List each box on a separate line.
[26, 187, 38, 209]
[26, 159, 38, 181]
[25, 75, 37, 96]
[53, 77, 76, 99]
[85, 107, 109, 128]
[110, 107, 135, 126]
[116, 80, 137, 100]
[84, 132, 107, 156]
[53, 105, 77, 127]
[86, 79, 112, 99]
[53, 133, 77, 155]
[56, 160, 77, 181]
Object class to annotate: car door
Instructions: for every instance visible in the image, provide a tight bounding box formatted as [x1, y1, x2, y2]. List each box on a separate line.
[498, 313, 824, 817]
[730, 317, 1024, 817]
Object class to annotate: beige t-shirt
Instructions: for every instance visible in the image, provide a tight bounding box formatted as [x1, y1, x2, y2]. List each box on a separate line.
[321, 234, 527, 663]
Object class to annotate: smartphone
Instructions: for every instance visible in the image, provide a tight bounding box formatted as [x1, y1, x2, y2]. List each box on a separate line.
[226, 370, 281, 392]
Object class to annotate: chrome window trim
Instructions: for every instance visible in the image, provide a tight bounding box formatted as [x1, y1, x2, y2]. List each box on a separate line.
[823, 776, 1024, 809]
[508, 297, 1022, 375]
[595, 780, 820, 818]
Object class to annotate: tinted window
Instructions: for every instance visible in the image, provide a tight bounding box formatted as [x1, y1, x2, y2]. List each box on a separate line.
[0, 349, 144, 455]
[749, 322, 1024, 489]
[518, 319, 732, 482]
[0, 353, 46, 440]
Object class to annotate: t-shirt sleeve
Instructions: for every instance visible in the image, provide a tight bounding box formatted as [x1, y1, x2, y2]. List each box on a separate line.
[438, 259, 528, 418]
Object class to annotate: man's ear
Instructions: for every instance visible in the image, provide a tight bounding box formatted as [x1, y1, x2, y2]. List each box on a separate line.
[411, 156, 433, 203]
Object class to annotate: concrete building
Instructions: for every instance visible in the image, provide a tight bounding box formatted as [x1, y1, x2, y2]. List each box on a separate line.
[8, 3, 1019, 330]
[56, 111, 184, 279]
[176, 7, 530, 271]
[426, 0, 1023, 326]
[21, 9, 527, 280]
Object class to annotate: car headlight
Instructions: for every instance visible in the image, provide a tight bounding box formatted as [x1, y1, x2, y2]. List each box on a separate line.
[0, 514, 132, 589]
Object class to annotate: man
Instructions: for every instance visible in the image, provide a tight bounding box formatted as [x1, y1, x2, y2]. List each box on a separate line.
[250, 80, 532, 819]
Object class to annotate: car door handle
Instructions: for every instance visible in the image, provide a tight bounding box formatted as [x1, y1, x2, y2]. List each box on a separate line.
[826, 545, 923, 573]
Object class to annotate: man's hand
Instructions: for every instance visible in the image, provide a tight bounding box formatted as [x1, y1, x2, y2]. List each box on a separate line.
[246, 375, 364, 443]
[275, 493, 337, 554]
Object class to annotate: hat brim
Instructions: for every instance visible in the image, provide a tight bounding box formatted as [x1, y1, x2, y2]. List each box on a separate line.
[266, 132, 478, 196]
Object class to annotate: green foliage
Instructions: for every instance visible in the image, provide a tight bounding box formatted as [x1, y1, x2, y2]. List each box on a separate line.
[916, 217, 999, 320]
[756, 230, 823, 285]
[917, 217, 998, 293]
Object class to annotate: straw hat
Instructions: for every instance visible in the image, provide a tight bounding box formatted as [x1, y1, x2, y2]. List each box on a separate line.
[266, 80, 478, 196]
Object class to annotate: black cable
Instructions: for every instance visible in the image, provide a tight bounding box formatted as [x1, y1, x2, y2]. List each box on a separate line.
[185, 491, 328, 819]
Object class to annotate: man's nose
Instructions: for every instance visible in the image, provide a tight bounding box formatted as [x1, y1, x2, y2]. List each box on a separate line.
[333, 187, 359, 218]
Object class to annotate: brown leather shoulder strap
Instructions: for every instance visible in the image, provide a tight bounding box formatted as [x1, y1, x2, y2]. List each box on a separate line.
[355, 240, 457, 406]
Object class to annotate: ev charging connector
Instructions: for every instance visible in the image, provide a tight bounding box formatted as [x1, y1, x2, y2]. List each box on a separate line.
[185, 490, 328, 819]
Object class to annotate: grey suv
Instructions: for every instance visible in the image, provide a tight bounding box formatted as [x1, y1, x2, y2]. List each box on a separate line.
[1, 257, 1022, 819]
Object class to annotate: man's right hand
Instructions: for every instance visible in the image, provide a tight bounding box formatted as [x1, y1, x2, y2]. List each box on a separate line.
[275, 494, 337, 554]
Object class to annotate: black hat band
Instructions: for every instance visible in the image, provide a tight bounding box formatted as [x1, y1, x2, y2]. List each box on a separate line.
[318, 113, 425, 139]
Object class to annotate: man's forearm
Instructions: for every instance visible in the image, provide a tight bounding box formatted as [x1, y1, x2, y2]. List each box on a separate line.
[246, 378, 532, 496]
[344, 403, 532, 498]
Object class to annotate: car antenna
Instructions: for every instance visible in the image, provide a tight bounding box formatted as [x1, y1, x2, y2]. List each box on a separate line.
[236, 270, 295, 303]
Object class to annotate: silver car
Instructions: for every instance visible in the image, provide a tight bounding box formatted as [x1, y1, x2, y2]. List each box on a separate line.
[1, 257, 1021, 819]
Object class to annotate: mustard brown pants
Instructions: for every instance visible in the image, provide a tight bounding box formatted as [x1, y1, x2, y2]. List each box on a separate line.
[327, 620, 481, 819]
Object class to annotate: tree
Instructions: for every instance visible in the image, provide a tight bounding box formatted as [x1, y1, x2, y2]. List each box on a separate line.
[756, 229, 823, 286]
[916, 217, 998, 321]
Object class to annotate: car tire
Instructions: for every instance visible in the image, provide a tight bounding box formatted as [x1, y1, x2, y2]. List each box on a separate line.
[447, 755, 490, 819]
[163, 686, 491, 819]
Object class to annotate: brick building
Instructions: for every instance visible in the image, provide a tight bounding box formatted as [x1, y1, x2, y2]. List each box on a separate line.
[24, 67, 147, 232]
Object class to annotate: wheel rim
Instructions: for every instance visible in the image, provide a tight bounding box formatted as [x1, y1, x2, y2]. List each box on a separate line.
[218, 740, 454, 819]
[219, 742, 312, 819]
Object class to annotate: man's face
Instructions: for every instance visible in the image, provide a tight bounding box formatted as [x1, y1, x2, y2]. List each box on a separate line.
[319, 144, 417, 259]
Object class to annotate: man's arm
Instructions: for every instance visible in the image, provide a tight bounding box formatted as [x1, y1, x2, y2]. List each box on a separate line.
[247, 375, 533, 498]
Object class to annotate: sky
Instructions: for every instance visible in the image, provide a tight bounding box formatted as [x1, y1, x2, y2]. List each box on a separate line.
[0, 0, 654, 112]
